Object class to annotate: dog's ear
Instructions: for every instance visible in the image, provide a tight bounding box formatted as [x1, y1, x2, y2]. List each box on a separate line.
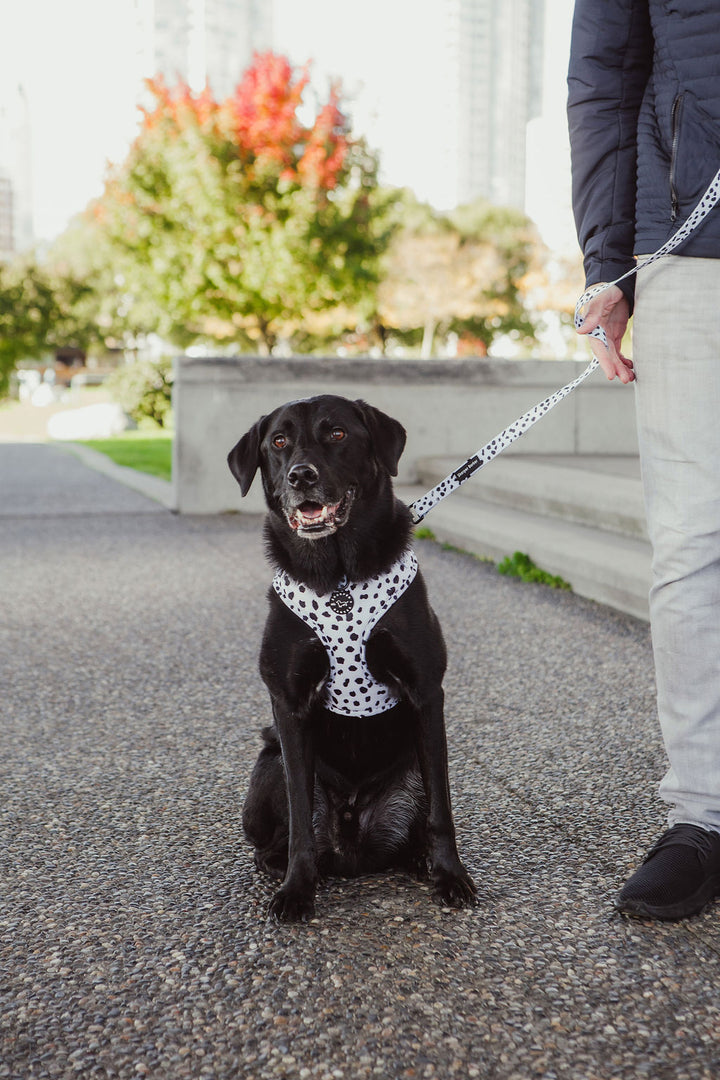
[227, 416, 267, 496]
[353, 400, 407, 477]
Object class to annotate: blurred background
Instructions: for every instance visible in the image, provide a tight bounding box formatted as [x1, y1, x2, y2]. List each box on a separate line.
[0, 0, 588, 432]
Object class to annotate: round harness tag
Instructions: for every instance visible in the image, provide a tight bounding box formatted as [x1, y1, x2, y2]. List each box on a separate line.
[328, 587, 354, 615]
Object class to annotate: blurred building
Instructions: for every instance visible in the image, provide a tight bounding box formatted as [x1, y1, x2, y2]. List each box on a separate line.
[0, 173, 13, 260]
[274, 0, 544, 213]
[435, 0, 544, 210]
[525, 0, 578, 253]
[0, 82, 34, 257]
[135, 0, 274, 97]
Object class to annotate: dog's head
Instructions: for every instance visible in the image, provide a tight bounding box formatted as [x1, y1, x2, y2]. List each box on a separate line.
[228, 396, 406, 540]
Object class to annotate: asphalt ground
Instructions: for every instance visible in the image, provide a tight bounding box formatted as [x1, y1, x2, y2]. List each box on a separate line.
[1, 442, 719, 1080]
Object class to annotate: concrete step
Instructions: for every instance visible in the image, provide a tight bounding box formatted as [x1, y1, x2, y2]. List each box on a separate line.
[416, 454, 648, 541]
[398, 460, 652, 621]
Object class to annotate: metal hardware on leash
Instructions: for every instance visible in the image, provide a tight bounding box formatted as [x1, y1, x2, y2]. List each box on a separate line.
[408, 165, 720, 526]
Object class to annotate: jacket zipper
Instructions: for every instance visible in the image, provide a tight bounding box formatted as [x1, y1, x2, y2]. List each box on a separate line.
[670, 93, 685, 221]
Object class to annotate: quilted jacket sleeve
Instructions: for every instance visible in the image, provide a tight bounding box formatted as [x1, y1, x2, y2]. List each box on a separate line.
[567, 0, 653, 308]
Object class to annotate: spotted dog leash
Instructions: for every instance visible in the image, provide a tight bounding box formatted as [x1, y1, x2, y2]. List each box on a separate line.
[408, 165, 720, 525]
[408, 358, 602, 524]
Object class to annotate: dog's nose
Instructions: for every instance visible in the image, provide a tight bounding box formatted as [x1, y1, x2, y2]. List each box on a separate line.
[287, 462, 320, 489]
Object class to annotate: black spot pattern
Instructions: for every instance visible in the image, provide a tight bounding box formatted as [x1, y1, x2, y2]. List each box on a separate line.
[272, 551, 418, 717]
[408, 361, 597, 522]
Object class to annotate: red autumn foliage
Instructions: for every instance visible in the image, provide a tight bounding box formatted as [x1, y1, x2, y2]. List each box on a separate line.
[141, 75, 220, 134]
[224, 53, 307, 164]
[138, 53, 349, 191]
[297, 88, 348, 189]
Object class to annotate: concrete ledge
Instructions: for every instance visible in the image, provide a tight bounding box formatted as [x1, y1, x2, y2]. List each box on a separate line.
[416, 490, 651, 621]
[418, 454, 648, 541]
[173, 355, 639, 515]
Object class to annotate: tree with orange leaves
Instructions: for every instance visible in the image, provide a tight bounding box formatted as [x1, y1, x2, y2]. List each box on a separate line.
[94, 53, 394, 353]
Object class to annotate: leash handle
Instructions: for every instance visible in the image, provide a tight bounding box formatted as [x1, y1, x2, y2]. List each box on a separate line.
[575, 164, 720, 341]
[409, 164, 720, 525]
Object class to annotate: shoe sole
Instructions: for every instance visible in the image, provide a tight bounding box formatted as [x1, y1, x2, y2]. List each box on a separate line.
[615, 874, 720, 921]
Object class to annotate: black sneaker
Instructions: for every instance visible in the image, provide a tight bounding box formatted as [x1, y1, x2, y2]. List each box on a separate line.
[616, 823, 720, 920]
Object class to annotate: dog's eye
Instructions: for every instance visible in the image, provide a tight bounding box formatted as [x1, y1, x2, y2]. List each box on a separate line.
[272, 434, 287, 449]
[329, 428, 346, 442]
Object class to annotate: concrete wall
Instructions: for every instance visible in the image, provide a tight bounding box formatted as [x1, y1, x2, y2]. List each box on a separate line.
[172, 355, 638, 514]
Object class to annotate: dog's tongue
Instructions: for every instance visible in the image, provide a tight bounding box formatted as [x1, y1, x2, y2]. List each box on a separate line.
[300, 503, 326, 520]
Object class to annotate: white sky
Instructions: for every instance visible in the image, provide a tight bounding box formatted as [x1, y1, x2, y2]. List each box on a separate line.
[0, 0, 576, 248]
[273, 0, 446, 195]
[0, 0, 141, 240]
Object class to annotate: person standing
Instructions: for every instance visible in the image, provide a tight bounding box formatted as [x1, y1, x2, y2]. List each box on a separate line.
[568, 0, 720, 919]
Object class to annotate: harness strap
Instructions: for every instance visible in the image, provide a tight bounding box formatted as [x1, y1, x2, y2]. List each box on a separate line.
[272, 551, 418, 718]
[409, 165, 720, 525]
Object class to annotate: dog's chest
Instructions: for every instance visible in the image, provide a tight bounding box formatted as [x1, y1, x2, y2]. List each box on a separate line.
[272, 551, 418, 717]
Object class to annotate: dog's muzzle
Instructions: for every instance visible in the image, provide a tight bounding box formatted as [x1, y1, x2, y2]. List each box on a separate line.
[284, 489, 355, 538]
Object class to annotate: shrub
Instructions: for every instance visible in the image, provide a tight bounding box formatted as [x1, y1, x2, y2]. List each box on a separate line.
[106, 357, 174, 428]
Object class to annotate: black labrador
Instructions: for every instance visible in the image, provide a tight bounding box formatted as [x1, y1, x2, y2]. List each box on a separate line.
[228, 394, 476, 922]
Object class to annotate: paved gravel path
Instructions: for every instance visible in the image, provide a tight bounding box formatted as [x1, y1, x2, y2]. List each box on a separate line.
[2, 443, 719, 1080]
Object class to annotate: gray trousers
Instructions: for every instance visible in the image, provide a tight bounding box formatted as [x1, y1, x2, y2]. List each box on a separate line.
[634, 254, 720, 831]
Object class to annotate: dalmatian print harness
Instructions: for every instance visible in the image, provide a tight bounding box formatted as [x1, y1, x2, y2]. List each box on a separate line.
[409, 163, 720, 526]
[273, 550, 418, 717]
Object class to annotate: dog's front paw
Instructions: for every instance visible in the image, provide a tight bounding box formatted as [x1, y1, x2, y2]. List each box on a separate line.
[431, 863, 478, 909]
[268, 886, 316, 923]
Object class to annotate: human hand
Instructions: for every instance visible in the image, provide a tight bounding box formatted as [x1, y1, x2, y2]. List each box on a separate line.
[575, 284, 634, 383]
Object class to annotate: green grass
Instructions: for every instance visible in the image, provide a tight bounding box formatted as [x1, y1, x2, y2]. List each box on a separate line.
[497, 550, 571, 590]
[80, 430, 173, 481]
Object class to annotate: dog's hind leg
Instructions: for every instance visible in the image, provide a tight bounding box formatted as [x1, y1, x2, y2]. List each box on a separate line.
[242, 727, 289, 879]
[356, 770, 429, 877]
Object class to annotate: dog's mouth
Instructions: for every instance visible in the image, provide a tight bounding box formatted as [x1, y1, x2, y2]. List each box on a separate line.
[285, 489, 355, 537]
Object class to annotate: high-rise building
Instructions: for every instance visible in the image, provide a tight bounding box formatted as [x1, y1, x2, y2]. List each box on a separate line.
[0, 173, 13, 260]
[0, 82, 33, 255]
[274, 0, 545, 213]
[434, 0, 544, 210]
[525, 0, 577, 252]
[135, 0, 273, 98]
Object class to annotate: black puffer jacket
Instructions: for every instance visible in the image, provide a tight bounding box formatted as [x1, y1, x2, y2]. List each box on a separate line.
[568, 0, 720, 305]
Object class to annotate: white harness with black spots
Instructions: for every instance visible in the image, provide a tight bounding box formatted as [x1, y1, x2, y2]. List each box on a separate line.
[273, 550, 419, 718]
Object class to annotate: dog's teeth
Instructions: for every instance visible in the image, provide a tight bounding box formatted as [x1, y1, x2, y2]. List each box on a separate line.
[297, 504, 333, 524]
[289, 498, 348, 533]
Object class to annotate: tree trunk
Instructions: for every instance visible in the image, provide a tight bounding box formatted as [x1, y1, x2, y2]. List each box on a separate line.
[421, 316, 436, 359]
[257, 318, 276, 356]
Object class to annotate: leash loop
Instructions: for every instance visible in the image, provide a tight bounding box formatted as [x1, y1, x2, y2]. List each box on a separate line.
[575, 165, 720, 345]
[409, 165, 720, 526]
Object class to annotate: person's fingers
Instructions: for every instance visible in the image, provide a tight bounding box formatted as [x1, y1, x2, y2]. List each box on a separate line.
[589, 335, 635, 383]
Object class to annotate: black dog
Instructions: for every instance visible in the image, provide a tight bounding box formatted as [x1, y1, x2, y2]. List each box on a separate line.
[228, 395, 476, 922]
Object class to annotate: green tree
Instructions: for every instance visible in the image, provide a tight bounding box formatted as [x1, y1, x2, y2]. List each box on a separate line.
[0, 258, 94, 396]
[376, 192, 542, 356]
[46, 217, 160, 355]
[94, 54, 394, 354]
